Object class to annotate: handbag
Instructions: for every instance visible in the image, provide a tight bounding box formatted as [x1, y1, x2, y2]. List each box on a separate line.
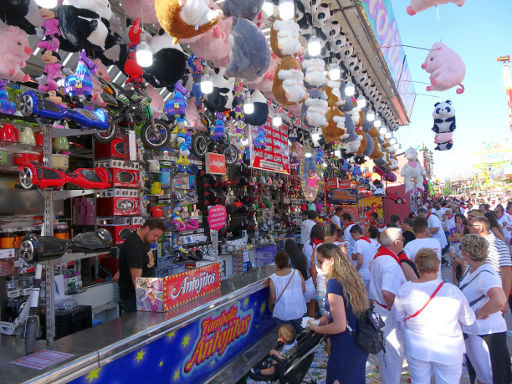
[274, 269, 296, 306]
[346, 305, 386, 354]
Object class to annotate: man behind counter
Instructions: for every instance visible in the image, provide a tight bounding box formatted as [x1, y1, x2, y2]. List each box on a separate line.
[118, 218, 165, 314]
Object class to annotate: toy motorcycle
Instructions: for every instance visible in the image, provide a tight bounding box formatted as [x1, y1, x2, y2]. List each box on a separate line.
[18, 162, 111, 190]
[95, 78, 171, 148]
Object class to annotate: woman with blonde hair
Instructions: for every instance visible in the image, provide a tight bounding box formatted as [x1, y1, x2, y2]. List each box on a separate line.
[308, 243, 369, 383]
[392, 248, 475, 384]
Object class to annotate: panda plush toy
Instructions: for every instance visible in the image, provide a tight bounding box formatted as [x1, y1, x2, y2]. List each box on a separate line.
[0, 0, 43, 35]
[243, 90, 268, 126]
[432, 100, 456, 133]
[203, 68, 235, 113]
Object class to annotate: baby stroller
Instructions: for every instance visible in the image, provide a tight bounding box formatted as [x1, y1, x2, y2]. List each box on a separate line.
[248, 328, 325, 384]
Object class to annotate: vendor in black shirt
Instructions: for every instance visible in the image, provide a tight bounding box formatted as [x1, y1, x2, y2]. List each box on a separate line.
[118, 218, 165, 314]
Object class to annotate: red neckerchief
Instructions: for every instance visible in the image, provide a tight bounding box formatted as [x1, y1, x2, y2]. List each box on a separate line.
[344, 222, 354, 229]
[359, 236, 371, 244]
[369, 220, 376, 226]
[427, 212, 432, 220]
[312, 239, 323, 246]
[397, 251, 410, 263]
[447, 214, 454, 220]
[373, 246, 400, 264]
[377, 223, 386, 229]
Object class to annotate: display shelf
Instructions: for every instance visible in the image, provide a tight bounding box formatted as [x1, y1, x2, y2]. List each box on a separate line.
[40, 250, 111, 265]
[157, 155, 203, 166]
[52, 189, 101, 200]
[0, 165, 21, 174]
[0, 142, 43, 153]
[52, 127, 104, 138]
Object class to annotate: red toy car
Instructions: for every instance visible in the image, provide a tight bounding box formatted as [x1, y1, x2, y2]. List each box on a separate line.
[386, 190, 405, 204]
[373, 165, 397, 182]
[19, 162, 111, 190]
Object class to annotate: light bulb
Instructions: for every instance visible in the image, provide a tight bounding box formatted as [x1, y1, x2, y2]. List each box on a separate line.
[367, 111, 375, 122]
[345, 81, 355, 97]
[322, 162, 327, 168]
[374, 119, 382, 128]
[136, 41, 153, 68]
[272, 115, 282, 127]
[328, 64, 340, 81]
[243, 94, 254, 114]
[334, 149, 341, 158]
[308, 36, 322, 57]
[357, 96, 366, 108]
[262, 1, 274, 16]
[305, 152, 312, 158]
[279, 0, 295, 20]
[35, 0, 57, 7]
[200, 75, 213, 94]
[312, 132, 320, 141]
[241, 138, 249, 146]
[385, 132, 392, 139]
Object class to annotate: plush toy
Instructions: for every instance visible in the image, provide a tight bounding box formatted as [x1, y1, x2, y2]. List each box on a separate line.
[64, 50, 96, 100]
[247, 52, 278, 98]
[120, 0, 161, 25]
[143, 31, 187, 91]
[57, 0, 119, 52]
[253, 125, 267, 149]
[222, 0, 263, 20]
[303, 58, 326, 88]
[301, 89, 328, 129]
[165, 81, 188, 118]
[363, 132, 374, 157]
[401, 147, 426, 193]
[124, 19, 144, 88]
[91, 58, 110, 107]
[225, 18, 270, 81]
[322, 107, 347, 143]
[0, 81, 16, 115]
[323, 81, 342, 107]
[244, 90, 269, 126]
[0, 0, 43, 35]
[36, 8, 61, 52]
[211, 118, 226, 140]
[434, 132, 454, 151]
[185, 97, 202, 128]
[407, 0, 465, 15]
[312, 2, 331, 28]
[155, 0, 222, 43]
[339, 81, 358, 112]
[422, 42, 465, 94]
[340, 119, 362, 155]
[270, 19, 303, 58]
[432, 100, 456, 133]
[272, 56, 308, 106]
[177, 129, 190, 165]
[0, 25, 32, 82]
[37, 50, 64, 93]
[203, 68, 235, 112]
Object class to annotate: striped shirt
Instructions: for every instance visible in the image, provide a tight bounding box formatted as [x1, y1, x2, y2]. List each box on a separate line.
[484, 233, 512, 275]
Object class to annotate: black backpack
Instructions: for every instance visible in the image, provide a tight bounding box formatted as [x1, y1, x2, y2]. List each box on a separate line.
[346, 306, 386, 354]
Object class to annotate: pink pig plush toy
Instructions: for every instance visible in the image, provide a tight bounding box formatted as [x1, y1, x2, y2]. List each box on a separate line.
[407, 0, 465, 16]
[0, 25, 32, 82]
[421, 42, 466, 94]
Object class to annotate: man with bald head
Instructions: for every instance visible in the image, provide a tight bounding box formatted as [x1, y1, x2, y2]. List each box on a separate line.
[369, 228, 406, 384]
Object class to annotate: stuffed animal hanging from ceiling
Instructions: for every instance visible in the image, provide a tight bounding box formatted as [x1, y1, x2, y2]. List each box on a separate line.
[432, 100, 456, 133]
[124, 18, 144, 88]
[222, 0, 263, 20]
[401, 147, 427, 194]
[422, 42, 465, 94]
[300, 89, 329, 129]
[0, 0, 43, 35]
[0, 25, 32, 82]
[120, 0, 161, 25]
[270, 19, 304, 58]
[64, 49, 96, 101]
[272, 56, 308, 106]
[155, 0, 222, 43]
[407, 0, 465, 16]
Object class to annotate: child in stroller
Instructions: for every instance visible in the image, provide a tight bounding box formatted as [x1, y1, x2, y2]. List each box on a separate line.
[248, 325, 325, 384]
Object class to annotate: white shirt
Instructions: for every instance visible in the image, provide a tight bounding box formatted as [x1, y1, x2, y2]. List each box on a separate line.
[392, 280, 475, 363]
[404, 238, 442, 279]
[445, 215, 456, 233]
[459, 264, 507, 335]
[343, 224, 356, 256]
[369, 252, 406, 308]
[427, 214, 448, 248]
[498, 213, 512, 244]
[354, 238, 376, 281]
[436, 207, 446, 219]
[332, 215, 342, 229]
[300, 219, 316, 245]
[270, 269, 307, 321]
[302, 242, 313, 268]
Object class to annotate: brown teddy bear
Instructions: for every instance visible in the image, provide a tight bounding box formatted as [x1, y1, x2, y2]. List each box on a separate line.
[270, 19, 303, 58]
[272, 55, 307, 106]
[155, 0, 221, 43]
[322, 107, 347, 143]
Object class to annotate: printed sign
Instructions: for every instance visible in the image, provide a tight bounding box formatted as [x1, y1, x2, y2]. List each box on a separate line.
[250, 118, 290, 174]
[326, 179, 339, 190]
[11, 350, 74, 370]
[359, 196, 384, 228]
[327, 188, 358, 205]
[208, 205, 227, 231]
[205, 153, 226, 175]
[70, 287, 275, 384]
[359, 0, 416, 121]
[136, 263, 221, 312]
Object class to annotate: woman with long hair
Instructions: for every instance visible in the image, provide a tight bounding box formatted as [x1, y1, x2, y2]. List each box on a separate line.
[484, 211, 507, 243]
[308, 243, 369, 383]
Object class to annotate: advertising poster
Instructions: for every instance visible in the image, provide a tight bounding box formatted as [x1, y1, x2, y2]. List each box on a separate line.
[342, 205, 359, 223]
[359, 197, 384, 228]
[70, 288, 275, 384]
[250, 119, 290, 174]
[327, 188, 358, 205]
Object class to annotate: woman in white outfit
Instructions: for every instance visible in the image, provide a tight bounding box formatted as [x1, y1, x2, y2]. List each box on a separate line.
[392, 248, 475, 384]
[285, 239, 316, 311]
[459, 234, 512, 384]
[269, 251, 306, 334]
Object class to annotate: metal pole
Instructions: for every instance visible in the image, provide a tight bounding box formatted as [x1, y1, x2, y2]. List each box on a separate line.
[42, 123, 55, 345]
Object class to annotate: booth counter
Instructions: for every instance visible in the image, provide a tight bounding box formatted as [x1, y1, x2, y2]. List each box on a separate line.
[0, 264, 277, 384]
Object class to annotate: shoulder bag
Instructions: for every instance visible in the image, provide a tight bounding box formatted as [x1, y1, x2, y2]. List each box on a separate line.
[274, 269, 296, 306]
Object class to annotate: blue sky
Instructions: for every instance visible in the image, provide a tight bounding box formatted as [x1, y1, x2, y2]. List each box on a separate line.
[388, 0, 512, 179]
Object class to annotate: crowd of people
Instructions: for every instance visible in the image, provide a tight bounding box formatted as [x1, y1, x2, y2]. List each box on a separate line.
[262, 197, 512, 384]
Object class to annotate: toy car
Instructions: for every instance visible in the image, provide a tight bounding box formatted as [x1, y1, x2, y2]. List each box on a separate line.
[19, 162, 111, 190]
[17, 91, 110, 130]
[373, 165, 397, 182]
[386, 191, 405, 204]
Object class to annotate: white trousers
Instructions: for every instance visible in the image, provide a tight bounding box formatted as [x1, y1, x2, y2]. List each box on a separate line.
[465, 334, 493, 384]
[375, 306, 405, 384]
[406, 354, 462, 384]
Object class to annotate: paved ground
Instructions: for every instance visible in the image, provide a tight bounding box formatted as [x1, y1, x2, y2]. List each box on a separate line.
[246, 264, 512, 384]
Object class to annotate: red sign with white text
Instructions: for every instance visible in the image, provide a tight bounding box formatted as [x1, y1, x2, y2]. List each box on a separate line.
[206, 152, 226, 175]
[251, 118, 290, 174]
[164, 263, 221, 310]
[208, 205, 227, 230]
